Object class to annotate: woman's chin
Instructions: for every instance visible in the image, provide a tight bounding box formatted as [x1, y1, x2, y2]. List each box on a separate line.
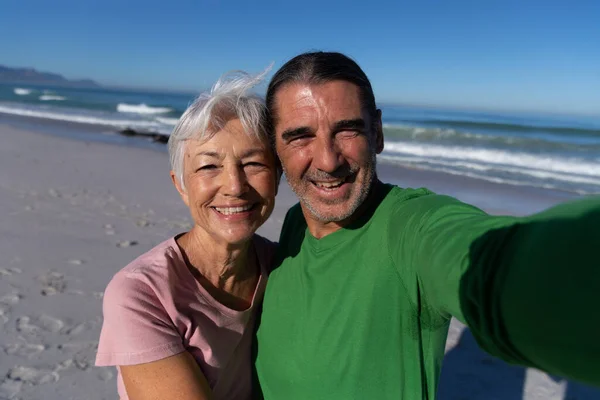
[213, 229, 257, 247]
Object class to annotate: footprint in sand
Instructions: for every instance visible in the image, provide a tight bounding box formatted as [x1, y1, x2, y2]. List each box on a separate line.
[117, 240, 138, 248]
[55, 356, 91, 371]
[103, 223, 116, 235]
[1, 293, 23, 306]
[97, 368, 114, 381]
[0, 305, 9, 325]
[16, 315, 65, 335]
[135, 218, 152, 228]
[57, 341, 99, 372]
[0, 267, 23, 278]
[47, 188, 62, 198]
[4, 343, 46, 358]
[6, 365, 59, 385]
[37, 271, 66, 296]
[0, 379, 22, 399]
[63, 322, 88, 336]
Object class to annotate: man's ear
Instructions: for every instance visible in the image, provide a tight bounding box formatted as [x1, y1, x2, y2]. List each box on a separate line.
[170, 170, 189, 207]
[374, 109, 384, 154]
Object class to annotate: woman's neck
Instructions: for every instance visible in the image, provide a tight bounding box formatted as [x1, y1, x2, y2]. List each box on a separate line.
[176, 229, 259, 310]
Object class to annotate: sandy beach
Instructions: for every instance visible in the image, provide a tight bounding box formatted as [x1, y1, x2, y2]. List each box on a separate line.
[0, 118, 598, 400]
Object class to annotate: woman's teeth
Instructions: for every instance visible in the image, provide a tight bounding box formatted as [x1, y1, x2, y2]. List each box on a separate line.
[214, 205, 253, 215]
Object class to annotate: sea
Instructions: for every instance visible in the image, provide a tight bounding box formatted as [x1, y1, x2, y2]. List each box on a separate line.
[1, 83, 599, 195]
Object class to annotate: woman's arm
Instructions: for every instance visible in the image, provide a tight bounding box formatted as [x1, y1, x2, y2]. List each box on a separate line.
[121, 352, 212, 400]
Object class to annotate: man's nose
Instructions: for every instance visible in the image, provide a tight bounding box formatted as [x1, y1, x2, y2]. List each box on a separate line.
[313, 136, 343, 173]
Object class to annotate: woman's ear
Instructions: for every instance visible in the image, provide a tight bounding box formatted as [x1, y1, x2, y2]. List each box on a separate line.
[170, 171, 189, 207]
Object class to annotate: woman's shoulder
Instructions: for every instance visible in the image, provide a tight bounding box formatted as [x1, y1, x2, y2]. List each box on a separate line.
[104, 237, 185, 305]
[119, 237, 182, 274]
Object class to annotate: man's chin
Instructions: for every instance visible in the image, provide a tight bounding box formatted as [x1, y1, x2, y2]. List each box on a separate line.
[303, 200, 357, 223]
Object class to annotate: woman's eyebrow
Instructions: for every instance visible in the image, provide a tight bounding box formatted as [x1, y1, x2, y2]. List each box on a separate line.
[193, 151, 221, 159]
[240, 148, 267, 159]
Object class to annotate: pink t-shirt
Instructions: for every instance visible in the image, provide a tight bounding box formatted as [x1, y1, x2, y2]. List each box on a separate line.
[95, 235, 275, 400]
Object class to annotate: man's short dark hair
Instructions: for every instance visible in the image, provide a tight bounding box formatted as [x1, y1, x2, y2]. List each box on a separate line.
[266, 51, 378, 134]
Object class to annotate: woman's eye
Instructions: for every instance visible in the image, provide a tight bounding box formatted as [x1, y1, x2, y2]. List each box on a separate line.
[197, 164, 217, 171]
[244, 162, 264, 167]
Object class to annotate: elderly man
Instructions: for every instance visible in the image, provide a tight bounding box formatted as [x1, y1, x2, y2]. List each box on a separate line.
[254, 51, 600, 399]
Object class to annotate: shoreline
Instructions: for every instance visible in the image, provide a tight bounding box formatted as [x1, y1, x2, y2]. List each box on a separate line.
[0, 112, 584, 217]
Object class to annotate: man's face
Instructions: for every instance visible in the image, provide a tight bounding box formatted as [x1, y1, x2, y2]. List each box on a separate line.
[273, 81, 383, 233]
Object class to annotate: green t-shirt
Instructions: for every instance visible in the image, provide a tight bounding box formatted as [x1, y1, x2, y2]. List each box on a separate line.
[255, 182, 600, 399]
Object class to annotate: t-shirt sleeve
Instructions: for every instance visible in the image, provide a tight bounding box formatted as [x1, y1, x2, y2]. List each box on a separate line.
[393, 192, 600, 386]
[390, 193, 514, 321]
[95, 271, 185, 366]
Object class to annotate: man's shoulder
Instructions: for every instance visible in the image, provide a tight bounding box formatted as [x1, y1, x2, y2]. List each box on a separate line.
[381, 183, 474, 211]
[379, 182, 441, 213]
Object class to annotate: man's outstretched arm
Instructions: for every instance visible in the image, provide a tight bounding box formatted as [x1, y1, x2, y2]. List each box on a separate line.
[406, 194, 600, 386]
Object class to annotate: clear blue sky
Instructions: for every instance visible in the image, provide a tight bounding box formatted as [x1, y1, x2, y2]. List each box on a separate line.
[1, 0, 599, 114]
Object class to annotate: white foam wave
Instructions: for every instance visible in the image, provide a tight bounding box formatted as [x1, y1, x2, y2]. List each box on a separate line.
[39, 95, 66, 101]
[379, 155, 594, 195]
[380, 155, 600, 187]
[156, 117, 180, 125]
[117, 103, 172, 115]
[384, 141, 600, 178]
[14, 88, 32, 96]
[0, 105, 171, 134]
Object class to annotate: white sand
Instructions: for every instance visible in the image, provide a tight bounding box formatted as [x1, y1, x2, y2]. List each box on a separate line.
[0, 123, 597, 400]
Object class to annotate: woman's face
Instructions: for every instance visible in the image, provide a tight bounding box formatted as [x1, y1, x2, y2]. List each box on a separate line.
[174, 118, 277, 246]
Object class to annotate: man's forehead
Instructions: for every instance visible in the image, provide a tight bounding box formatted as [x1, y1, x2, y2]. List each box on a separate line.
[273, 81, 364, 123]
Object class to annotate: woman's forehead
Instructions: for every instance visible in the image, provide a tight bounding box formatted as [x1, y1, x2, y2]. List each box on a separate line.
[184, 133, 270, 161]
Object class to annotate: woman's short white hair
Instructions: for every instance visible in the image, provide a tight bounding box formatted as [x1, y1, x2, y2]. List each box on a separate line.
[168, 68, 272, 190]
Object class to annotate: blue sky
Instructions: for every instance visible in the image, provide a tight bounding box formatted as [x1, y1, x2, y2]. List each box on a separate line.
[1, 0, 599, 114]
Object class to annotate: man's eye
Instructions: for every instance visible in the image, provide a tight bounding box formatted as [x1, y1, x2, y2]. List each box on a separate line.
[289, 135, 309, 142]
[337, 130, 361, 138]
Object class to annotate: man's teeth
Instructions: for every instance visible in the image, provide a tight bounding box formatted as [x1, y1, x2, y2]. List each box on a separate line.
[315, 179, 344, 189]
[214, 205, 253, 215]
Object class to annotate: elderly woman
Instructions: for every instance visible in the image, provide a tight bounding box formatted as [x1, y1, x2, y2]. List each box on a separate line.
[95, 71, 278, 400]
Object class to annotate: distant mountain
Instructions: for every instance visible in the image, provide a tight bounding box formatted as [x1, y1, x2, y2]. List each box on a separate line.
[0, 65, 101, 87]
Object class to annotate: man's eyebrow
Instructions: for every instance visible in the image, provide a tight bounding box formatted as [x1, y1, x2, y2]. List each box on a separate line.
[281, 127, 312, 142]
[333, 118, 366, 132]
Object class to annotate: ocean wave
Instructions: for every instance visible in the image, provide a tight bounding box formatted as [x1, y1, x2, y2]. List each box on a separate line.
[39, 95, 66, 101]
[380, 154, 600, 186]
[0, 104, 172, 134]
[155, 117, 180, 126]
[14, 88, 32, 96]
[379, 155, 595, 195]
[402, 118, 600, 137]
[383, 141, 600, 178]
[382, 123, 600, 148]
[117, 103, 172, 115]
